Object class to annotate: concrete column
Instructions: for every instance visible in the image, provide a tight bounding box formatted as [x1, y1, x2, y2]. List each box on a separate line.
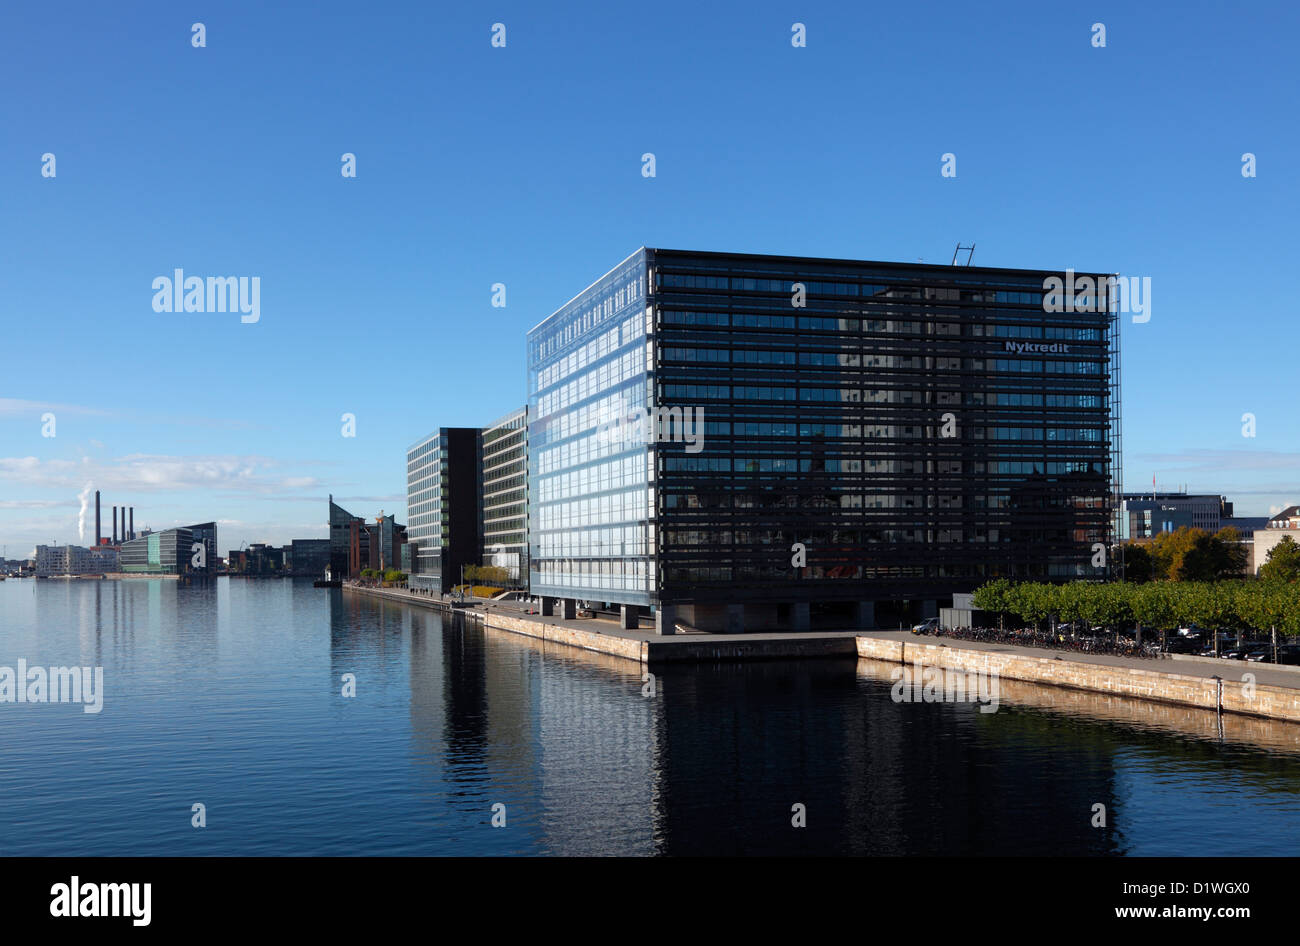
[854, 600, 875, 630]
[790, 602, 810, 631]
[540, 597, 554, 616]
[620, 604, 638, 630]
[725, 603, 745, 634]
[560, 598, 577, 619]
[655, 604, 677, 636]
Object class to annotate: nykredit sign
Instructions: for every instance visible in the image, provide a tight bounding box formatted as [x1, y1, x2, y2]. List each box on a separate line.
[1003, 341, 1071, 355]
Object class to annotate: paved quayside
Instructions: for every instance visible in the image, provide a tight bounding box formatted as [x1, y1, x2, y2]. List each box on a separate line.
[344, 584, 1300, 723]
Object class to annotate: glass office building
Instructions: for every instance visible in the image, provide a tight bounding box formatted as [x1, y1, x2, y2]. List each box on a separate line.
[527, 249, 655, 606]
[120, 528, 193, 575]
[119, 522, 216, 576]
[481, 407, 528, 585]
[406, 427, 480, 593]
[528, 248, 1119, 630]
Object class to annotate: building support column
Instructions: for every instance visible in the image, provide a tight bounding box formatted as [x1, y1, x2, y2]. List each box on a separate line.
[726, 603, 745, 634]
[854, 600, 875, 630]
[656, 604, 677, 636]
[560, 598, 577, 619]
[540, 596, 554, 617]
[620, 605, 638, 630]
[790, 602, 810, 631]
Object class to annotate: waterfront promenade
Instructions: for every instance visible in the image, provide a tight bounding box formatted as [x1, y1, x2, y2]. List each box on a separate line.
[344, 582, 1300, 724]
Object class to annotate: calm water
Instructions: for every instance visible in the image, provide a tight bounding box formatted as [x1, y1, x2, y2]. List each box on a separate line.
[2, 577, 1299, 856]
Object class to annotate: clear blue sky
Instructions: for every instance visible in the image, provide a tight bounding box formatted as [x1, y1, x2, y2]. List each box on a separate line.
[1, 0, 1296, 556]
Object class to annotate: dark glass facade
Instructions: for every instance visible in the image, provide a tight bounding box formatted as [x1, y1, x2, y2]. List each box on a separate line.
[406, 428, 481, 593]
[529, 248, 1118, 620]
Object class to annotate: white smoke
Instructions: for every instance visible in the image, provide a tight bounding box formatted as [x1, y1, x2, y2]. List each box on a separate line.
[77, 482, 93, 543]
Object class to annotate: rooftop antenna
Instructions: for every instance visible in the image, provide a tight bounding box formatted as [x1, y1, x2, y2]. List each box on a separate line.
[952, 243, 976, 266]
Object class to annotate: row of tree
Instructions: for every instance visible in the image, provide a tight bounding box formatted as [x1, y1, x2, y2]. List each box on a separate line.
[1117, 529, 1300, 582]
[360, 568, 408, 583]
[970, 578, 1300, 642]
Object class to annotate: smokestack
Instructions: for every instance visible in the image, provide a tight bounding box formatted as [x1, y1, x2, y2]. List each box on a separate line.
[112, 506, 118, 544]
[96, 491, 101, 546]
[129, 508, 134, 541]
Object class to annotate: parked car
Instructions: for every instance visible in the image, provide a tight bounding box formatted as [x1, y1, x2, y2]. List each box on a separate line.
[1163, 636, 1201, 654]
[1220, 643, 1256, 660]
[1200, 637, 1244, 657]
[911, 617, 941, 633]
[1246, 644, 1300, 665]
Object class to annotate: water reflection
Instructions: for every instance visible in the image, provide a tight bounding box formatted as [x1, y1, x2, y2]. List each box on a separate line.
[1, 579, 1297, 856]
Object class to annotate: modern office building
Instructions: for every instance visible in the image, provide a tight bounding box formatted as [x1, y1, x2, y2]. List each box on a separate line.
[1120, 492, 1231, 539]
[526, 248, 1119, 632]
[328, 497, 406, 579]
[329, 496, 366, 578]
[116, 522, 216, 576]
[481, 407, 528, 585]
[289, 538, 331, 577]
[120, 529, 186, 575]
[405, 429, 481, 593]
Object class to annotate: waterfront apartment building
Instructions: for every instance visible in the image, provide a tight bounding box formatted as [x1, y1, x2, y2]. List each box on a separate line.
[526, 248, 1119, 632]
[34, 544, 119, 576]
[405, 428, 481, 593]
[481, 407, 528, 585]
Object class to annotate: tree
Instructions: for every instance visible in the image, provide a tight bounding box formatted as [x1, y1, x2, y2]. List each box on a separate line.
[1260, 536, 1300, 582]
[1131, 582, 1176, 651]
[1234, 580, 1290, 661]
[1149, 527, 1248, 582]
[972, 578, 1013, 630]
[1119, 543, 1154, 583]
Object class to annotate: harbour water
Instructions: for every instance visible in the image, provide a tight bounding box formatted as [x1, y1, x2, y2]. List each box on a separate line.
[2, 577, 1298, 856]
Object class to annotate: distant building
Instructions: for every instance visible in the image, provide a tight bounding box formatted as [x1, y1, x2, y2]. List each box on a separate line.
[328, 496, 406, 580]
[1253, 506, 1300, 575]
[34, 544, 119, 576]
[288, 538, 330, 577]
[1121, 492, 1231, 539]
[406, 428, 480, 594]
[120, 523, 217, 576]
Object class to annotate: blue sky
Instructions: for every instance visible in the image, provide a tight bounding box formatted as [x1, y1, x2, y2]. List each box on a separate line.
[1, 0, 1296, 556]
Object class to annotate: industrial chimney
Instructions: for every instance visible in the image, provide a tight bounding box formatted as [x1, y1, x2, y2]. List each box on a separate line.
[112, 506, 118, 544]
[95, 491, 101, 546]
[129, 507, 134, 541]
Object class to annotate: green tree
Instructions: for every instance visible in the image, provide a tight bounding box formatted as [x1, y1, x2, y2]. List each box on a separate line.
[1131, 582, 1176, 651]
[1119, 543, 1154, 583]
[1259, 536, 1300, 582]
[971, 578, 1013, 630]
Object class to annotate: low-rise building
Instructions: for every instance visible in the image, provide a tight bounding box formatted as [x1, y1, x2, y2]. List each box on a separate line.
[34, 544, 119, 576]
[1253, 506, 1300, 574]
